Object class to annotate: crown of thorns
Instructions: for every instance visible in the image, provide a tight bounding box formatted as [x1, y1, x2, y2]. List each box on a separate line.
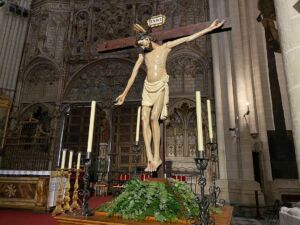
[133, 23, 153, 43]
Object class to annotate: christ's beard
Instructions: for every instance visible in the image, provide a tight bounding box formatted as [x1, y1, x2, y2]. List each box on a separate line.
[143, 43, 153, 52]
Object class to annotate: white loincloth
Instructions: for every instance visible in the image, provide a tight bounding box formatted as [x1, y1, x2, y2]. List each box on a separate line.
[142, 75, 169, 120]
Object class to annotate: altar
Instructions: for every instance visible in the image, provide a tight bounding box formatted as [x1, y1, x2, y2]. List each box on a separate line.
[0, 170, 65, 211]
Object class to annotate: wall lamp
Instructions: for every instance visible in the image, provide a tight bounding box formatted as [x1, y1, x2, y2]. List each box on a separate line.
[243, 102, 250, 118]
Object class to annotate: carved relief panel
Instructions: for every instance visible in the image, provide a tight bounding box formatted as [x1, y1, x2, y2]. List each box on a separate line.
[93, 4, 132, 43]
[72, 11, 90, 54]
[22, 64, 59, 103]
[24, 8, 68, 64]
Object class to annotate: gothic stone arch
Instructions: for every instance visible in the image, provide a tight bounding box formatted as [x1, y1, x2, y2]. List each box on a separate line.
[63, 58, 146, 106]
[21, 57, 60, 103]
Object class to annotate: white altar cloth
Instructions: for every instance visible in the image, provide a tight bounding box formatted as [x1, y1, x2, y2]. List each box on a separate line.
[0, 170, 51, 176]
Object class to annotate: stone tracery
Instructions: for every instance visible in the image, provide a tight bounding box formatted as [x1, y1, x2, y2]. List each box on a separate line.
[167, 53, 208, 95]
[64, 59, 146, 104]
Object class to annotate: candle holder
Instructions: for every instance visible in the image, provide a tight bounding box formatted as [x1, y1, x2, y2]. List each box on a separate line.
[132, 143, 141, 177]
[70, 169, 80, 211]
[82, 152, 93, 216]
[63, 169, 72, 212]
[52, 169, 65, 216]
[206, 140, 225, 207]
[194, 152, 213, 225]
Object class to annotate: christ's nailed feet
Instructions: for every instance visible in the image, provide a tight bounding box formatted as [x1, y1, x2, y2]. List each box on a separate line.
[153, 159, 162, 171]
[144, 161, 156, 172]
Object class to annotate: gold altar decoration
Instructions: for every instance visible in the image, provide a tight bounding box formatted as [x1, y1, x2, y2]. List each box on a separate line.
[63, 170, 71, 212]
[0, 95, 10, 148]
[70, 169, 80, 211]
[0, 176, 49, 211]
[52, 169, 65, 216]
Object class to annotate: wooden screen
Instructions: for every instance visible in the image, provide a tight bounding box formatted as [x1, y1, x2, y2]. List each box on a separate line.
[63, 105, 101, 159]
[111, 104, 145, 173]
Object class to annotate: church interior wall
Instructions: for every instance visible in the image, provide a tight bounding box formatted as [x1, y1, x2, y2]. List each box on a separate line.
[0, 0, 299, 209]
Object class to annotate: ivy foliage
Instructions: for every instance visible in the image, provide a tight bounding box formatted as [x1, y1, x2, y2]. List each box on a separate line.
[97, 178, 200, 222]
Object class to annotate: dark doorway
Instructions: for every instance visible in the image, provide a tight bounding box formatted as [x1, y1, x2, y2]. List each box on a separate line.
[253, 151, 261, 184]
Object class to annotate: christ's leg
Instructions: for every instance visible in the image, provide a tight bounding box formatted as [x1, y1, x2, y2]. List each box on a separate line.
[151, 90, 165, 171]
[142, 106, 154, 171]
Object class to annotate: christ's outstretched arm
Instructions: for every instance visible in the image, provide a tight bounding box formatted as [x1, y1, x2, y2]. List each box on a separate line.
[115, 53, 144, 105]
[165, 19, 225, 49]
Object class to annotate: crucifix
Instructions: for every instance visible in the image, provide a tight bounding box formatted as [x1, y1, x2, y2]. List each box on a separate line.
[97, 16, 231, 173]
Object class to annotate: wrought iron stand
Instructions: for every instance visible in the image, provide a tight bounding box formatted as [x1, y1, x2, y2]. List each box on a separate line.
[82, 152, 93, 216]
[194, 151, 212, 225]
[132, 143, 141, 177]
[207, 141, 225, 208]
[194, 139, 225, 225]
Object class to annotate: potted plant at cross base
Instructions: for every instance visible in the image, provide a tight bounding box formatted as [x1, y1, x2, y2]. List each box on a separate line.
[97, 178, 222, 224]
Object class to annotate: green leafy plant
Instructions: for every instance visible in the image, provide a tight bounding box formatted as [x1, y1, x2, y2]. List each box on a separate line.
[97, 178, 200, 222]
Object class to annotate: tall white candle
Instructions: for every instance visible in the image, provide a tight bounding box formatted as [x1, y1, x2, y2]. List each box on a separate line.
[87, 101, 96, 153]
[196, 91, 204, 151]
[135, 106, 141, 143]
[60, 149, 67, 169]
[76, 152, 81, 170]
[68, 150, 73, 169]
[207, 100, 213, 141]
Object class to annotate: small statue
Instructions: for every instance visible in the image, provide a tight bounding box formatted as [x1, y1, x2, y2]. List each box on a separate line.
[115, 19, 224, 172]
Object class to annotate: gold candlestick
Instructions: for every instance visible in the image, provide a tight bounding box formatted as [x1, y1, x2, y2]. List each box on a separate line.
[63, 169, 71, 212]
[52, 169, 65, 216]
[70, 169, 80, 211]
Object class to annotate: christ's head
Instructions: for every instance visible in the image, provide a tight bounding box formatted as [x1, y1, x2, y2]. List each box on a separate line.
[136, 33, 153, 51]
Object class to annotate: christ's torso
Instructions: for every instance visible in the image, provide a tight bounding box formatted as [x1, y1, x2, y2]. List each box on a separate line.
[144, 44, 171, 82]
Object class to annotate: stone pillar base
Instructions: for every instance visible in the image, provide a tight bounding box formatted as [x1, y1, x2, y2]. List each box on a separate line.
[216, 179, 265, 205]
[216, 179, 265, 217]
[267, 179, 300, 204]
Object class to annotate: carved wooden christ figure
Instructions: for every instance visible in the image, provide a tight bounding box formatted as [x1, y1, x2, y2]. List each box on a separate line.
[115, 19, 224, 172]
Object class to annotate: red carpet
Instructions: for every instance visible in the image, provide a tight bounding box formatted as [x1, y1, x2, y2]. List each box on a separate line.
[0, 196, 113, 225]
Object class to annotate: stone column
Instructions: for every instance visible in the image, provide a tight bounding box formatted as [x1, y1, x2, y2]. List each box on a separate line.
[209, 0, 265, 206]
[273, 0, 300, 178]
[0, 0, 31, 99]
[247, 0, 273, 184]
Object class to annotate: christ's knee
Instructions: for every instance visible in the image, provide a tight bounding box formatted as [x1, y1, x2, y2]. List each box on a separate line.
[142, 113, 150, 127]
[150, 114, 159, 128]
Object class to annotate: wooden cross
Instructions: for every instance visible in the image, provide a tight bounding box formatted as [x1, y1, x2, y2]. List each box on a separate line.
[96, 19, 231, 177]
[97, 19, 231, 53]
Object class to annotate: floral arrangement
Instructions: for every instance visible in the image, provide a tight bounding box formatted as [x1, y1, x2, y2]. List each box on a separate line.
[97, 178, 200, 222]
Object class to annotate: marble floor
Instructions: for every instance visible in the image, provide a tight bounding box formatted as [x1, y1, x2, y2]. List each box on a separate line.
[232, 217, 270, 225]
